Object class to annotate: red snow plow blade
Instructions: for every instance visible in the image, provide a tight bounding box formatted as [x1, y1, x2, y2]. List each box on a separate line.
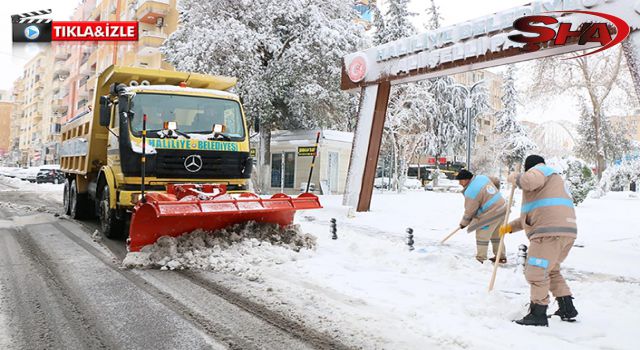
[128, 184, 322, 252]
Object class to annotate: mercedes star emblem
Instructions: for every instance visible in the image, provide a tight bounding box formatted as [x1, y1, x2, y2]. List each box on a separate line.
[184, 154, 203, 172]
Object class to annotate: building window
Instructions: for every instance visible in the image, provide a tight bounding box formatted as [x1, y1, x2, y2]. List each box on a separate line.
[271, 152, 295, 188]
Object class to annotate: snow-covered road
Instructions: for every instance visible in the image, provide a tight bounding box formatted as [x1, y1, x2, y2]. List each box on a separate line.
[0, 178, 351, 349]
[1, 175, 638, 349]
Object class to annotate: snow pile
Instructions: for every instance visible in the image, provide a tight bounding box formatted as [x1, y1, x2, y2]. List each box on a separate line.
[123, 222, 316, 281]
[0, 176, 64, 204]
[0, 201, 58, 216]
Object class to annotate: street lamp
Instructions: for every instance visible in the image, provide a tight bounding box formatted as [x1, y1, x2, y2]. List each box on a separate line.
[454, 80, 484, 172]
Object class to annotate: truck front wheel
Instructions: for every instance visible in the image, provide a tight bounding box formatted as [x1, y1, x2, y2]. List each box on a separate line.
[99, 185, 125, 239]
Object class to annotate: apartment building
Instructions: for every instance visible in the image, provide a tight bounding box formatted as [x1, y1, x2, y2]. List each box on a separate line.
[0, 91, 13, 157]
[611, 112, 640, 144]
[9, 79, 24, 164]
[10, 0, 179, 164]
[60, 0, 179, 123]
[14, 52, 48, 165]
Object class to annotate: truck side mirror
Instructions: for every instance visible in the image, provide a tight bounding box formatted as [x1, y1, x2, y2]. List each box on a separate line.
[253, 117, 260, 133]
[99, 96, 111, 127]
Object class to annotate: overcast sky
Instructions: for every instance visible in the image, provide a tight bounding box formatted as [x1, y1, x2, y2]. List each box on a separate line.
[0, 0, 580, 122]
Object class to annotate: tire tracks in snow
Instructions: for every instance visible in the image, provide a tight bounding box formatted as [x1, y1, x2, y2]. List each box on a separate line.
[181, 271, 354, 350]
[6, 227, 115, 349]
[56, 219, 354, 349]
[52, 222, 336, 349]
[51, 222, 257, 349]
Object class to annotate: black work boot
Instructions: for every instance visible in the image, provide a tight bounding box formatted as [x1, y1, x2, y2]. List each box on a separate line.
[489, 256, 507, 264]
[515, 303, 549, 327]
[552, 296, 578, 322]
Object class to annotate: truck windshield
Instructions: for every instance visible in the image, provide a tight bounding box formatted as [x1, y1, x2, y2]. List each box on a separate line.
[128, 93, 245, 140]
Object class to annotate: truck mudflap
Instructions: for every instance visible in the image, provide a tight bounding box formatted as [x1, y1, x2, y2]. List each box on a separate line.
[127, 184, 322, 252]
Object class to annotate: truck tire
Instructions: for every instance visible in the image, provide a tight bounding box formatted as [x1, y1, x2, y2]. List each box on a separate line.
[99, 185, 125, 239]
[63, 179, 71, 215]
[69, 179, 90, 219]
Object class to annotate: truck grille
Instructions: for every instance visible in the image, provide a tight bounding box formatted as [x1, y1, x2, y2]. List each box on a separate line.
[154, 150, 250, 179]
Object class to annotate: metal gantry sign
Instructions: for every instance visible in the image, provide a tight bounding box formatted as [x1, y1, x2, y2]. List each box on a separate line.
[341, 0, 640, 212]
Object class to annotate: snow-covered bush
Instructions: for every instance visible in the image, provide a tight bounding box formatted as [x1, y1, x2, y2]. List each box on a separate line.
[563, 158, 596, 205]
[598, 159, 640, 193]
[547, 157, 596, 204]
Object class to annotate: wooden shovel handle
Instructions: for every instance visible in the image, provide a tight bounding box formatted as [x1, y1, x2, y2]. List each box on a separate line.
[440, 227, 461, 244]
[488, 164, 521, 292]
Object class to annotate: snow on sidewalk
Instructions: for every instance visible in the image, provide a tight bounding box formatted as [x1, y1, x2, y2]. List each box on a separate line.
[124, 189, 639, 349]
[0, 176, 64, 204]
[208, 190, 639, 349]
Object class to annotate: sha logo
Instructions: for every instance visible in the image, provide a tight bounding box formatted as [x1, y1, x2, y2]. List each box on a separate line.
[509, 11, 630, 59]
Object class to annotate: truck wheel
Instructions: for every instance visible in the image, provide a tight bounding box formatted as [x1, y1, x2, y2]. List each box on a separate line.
[63, 179, 71, 215]
[99, 185, 125, 239]
[69, 179, 89, 219]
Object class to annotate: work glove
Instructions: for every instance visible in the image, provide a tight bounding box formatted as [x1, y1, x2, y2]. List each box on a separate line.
[507, 173, 518, 185]
[499, 224, 512, 237]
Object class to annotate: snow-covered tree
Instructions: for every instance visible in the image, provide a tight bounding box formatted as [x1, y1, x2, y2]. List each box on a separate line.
[378, 0, 416, 43]
[374, 0, 421, 192]
[385, 84, 434, 192]
[575, 103, 632, 169]
[495, 65, 537, 168]
[424, 0, 443, 31]
[426, 77, 489, 162]
[563, 158, 596, 205]
[161, 0, 365, 192]
[598, 158, 640, 193]
[529, 47, 638, 177]
[473, 138, 502, 177]
[371, 3, 386, 46]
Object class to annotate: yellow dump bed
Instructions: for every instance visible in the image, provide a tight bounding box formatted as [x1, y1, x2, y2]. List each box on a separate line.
[60, 65, 237, 175]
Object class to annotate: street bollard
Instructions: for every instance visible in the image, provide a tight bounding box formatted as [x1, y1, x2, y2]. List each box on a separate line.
[330, 218, 337, 240]
[517, 244, 528, 268]
[407, 228, 414, 251]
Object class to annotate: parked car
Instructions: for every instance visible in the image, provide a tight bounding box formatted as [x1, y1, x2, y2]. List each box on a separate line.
[403, 178, 423, 190]
[5, 167, 21, 178]
[36, 168, 65, 184]
[14, 168, 31, 180]
[374, 177, 391, 189]
[24, 167, 42, 182]
[425, 174, 463, 192]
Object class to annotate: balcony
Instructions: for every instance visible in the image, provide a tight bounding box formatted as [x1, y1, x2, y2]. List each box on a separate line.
[87, 74, 98, 90]
[33, 79, 44, 90]
[87, 49, 98, 67]
[136, 0, 170, 25]
[54, 62, 70, 79]
[80, 60, 94, 75]
[78, 85, 90, 99]
[55, 50, 70, 61]
[52, 97, 69, 114]
[138, 31, 168, 56]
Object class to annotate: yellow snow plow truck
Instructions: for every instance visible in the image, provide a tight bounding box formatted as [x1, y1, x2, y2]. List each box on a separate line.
[60, 66, 321, 251]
